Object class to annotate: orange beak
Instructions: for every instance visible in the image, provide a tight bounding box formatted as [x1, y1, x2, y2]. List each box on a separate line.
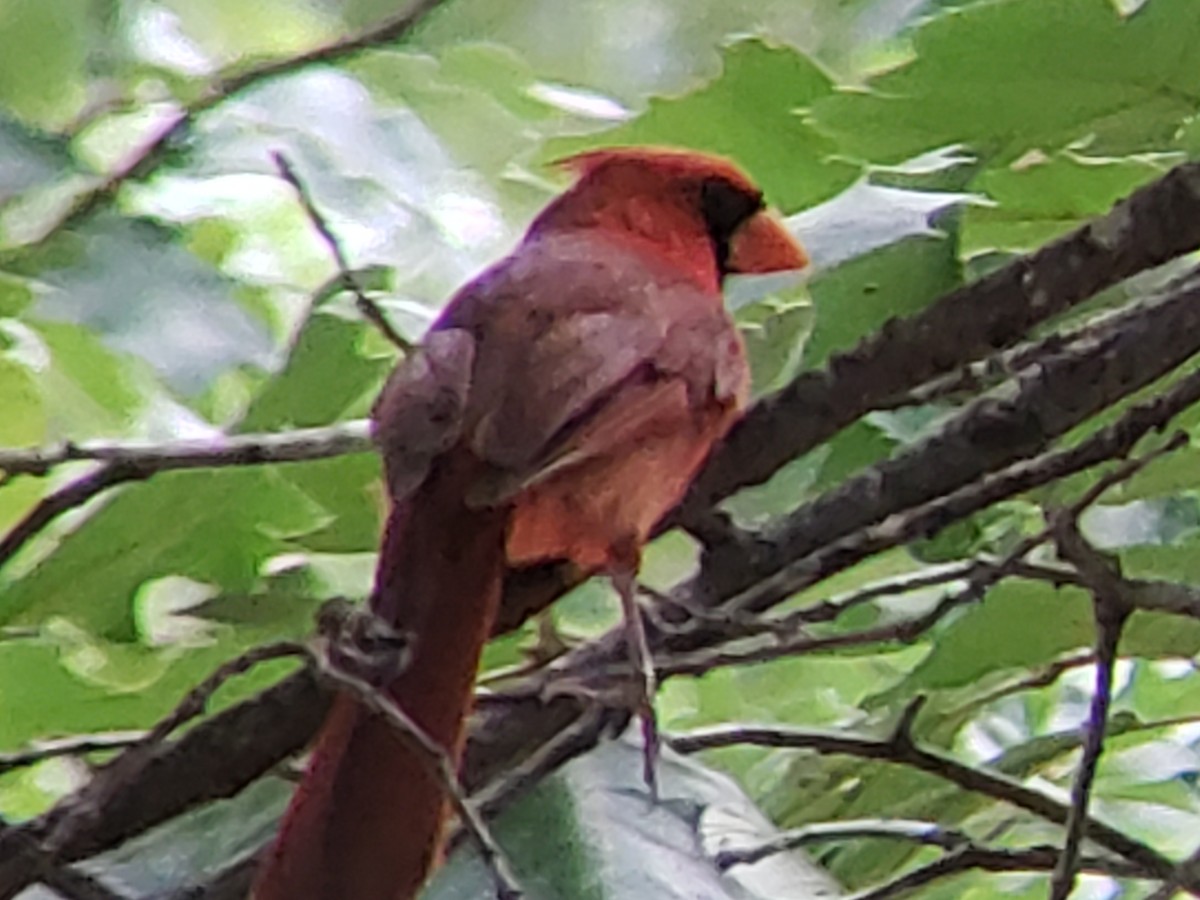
[727, 210, 808, 275]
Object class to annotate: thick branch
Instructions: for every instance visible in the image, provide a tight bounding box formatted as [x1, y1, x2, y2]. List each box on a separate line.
[10, 271, 1200, 889]
[7, 167, 1200, 896]
[706, 267, 1200, 604]
[682, 161, 1200, 516]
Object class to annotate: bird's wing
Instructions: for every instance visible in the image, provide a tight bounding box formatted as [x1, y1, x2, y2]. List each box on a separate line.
[438, 231, 739, 499]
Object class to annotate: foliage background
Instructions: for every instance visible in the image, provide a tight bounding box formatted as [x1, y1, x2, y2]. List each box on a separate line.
[3, 0, 1200, 897]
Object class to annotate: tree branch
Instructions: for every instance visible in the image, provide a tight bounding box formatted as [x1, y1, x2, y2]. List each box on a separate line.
[681, 160, 1200, 518]
[271, 152, 413, 352]
[715, 818, 971, 871]
[0, 422, 372, 478]
[0, 422, 374, 571]
[10, 0, 450, 253]
[845, 845, 1144, 900]
[1048, 516, 1134, 900]
[669, 722, 1178, 884]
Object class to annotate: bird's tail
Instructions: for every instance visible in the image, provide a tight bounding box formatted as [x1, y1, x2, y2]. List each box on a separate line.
[253, 454, 507, 900]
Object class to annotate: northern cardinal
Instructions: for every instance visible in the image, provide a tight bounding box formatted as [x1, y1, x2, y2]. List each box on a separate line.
[252, 147, 808, 900]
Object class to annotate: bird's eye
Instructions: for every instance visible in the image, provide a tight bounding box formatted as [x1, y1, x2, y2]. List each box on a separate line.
[700, 179, 763, 274]
[700, 179, 762, 243]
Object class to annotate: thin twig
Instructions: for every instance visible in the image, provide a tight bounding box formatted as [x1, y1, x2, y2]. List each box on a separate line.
[0, 421, 373, 571]
[657, 434, 1184, 679]
[11, 0, 450, 253]
[314, 664, 523, 900]
[39, 643, 309, 857]
[303, 599, 520, 897]
[716, 427, 1189, 631]
[0, 642, 308, 900]
[844, 844, 1144, 900]
[0, 732, 146, 776]
[716, 818, 971, 870]
[0, 421, 372, 478]
[1048, 515, 1133, 900]
[669, 722, 1177, 883]
[881, 300, 1150, 412]
[272, 152, 412, 352]
[682, 164, 1200, 518]
[449, 705, 612, 854]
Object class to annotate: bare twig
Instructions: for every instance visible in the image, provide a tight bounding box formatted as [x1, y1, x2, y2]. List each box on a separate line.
[0, 667, 331, 899]
[0, 421, 372, 478]
[0, 422, 373, 572]
[0, 732, 146, 776]
[8, 172, 1200, 899]
[313, 665, 522, 899]
[39, 643, 309, 857]
[845, 845, 1144, 900]
[11, 0, 450, 253]
[271, 152, 413, 352]
[712, 267, 1200, 612]
[0, 642, 308, 900]
[716, 818, 971, 871]
[301, 597, 520, 897]
[653, 433, 1188, 678]
[669, 722, 1177, 883]
[0, 462, 145, 573]
[1048, 516, 1134, 900]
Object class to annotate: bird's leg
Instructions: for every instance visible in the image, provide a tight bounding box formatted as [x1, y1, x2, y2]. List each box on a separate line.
[610, 547, 660, 801]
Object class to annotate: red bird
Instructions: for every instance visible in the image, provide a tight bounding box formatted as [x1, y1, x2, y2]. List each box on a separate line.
[253, 147, 808, 900]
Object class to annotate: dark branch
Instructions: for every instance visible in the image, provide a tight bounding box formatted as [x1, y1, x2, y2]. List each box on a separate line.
[0, 422, 371, 478]
[715, 818, 971, 871]
[12, 0, 450, 253]
[272, 153, 413, 352]
[845, 845, 1145, 900]
[682, 161, 1200, 517]
[1048, 516, 1134, 900]
[669, 723, 1178, 883]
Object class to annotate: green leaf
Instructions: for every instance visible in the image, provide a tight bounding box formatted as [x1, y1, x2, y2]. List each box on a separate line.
[546, 39, 859, 213]
[281, 453, 384, 553]
[0, 272, 33, 317]
[1126, 610, 1200, 658]
[897, 580, 1094, 691]
[804, 233, 962, 369]
[7, 213, 273, 392]
[239, 310, 393, 431]
[0, 348, 45, 446]
[0, 630, 303, 752]
[0, 467, 328, 639]
[425, 737, 839, 900]
[0, 347, 48, 536]
[31, 319, 147, 437]
[963, 150, 1171, 254]
[351, 45, 543, 177]
[0, 0, 92, 127]
[813, 0, 1200, 164]
[810, 421, 897, 495]
[738, 294, 813, 395]
[791, 179, 979, 272]
[0, 113, 72, 206]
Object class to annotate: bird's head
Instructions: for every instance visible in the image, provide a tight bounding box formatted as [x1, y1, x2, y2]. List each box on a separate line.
[533, 146, 808, 289]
